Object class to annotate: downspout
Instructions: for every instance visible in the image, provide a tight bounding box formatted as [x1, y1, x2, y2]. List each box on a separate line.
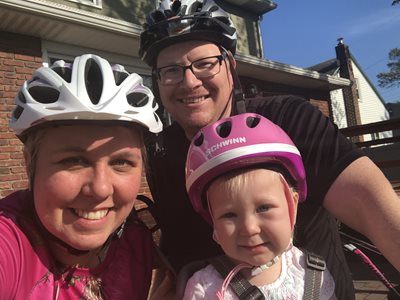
[257, 15, 264, 58]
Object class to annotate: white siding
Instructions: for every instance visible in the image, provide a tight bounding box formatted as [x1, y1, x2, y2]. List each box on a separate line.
[330, 59, 392, 142]
[351, 61, 392, 142]
[330, 87, 347, 129]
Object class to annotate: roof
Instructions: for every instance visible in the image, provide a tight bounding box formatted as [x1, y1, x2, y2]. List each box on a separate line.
[0, 0, 349, 92]
[308, 59, 340, 76]
[236, 54, 350, 91]
[309, 53, 386, 105]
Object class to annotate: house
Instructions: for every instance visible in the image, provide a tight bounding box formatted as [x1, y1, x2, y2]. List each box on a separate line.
[309, 38, 393, 143]
[309, 39, 400, 182]
[0, 0, 350, 197]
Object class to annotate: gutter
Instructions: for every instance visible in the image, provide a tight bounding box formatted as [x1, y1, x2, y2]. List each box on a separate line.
[236, 53, 351, 90]
[0, 0, 142, 36]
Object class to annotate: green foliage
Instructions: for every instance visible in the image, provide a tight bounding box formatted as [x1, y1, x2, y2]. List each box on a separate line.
[377, 48, 400, 88]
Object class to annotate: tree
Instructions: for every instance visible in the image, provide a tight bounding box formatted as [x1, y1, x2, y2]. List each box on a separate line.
[377, 48, 400, 88]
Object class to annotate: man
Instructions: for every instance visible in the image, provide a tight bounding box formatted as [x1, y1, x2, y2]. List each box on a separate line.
[139, 1, 400, 299]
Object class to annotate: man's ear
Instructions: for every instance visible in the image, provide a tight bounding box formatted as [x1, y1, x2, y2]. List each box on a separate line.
[227, 51, 236, 69]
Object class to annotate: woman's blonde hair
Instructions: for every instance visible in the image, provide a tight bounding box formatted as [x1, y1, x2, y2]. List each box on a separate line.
[23, 128, 48, 190]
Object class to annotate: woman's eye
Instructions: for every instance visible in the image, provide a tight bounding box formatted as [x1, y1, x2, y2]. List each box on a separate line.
[59, 157, 88, 168]
[256, 205, 270, 213]
[111, 159, 135, 170]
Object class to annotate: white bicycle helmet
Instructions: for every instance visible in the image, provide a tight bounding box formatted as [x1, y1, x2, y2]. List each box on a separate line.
[9, 54, 163, 139]
[139, 0, 237, 66]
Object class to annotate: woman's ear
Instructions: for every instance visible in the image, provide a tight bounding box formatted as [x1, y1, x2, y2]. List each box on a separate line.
[23, 148, 32, 181]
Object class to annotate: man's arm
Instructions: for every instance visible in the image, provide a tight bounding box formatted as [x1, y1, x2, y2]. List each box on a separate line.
[324, 156, 400, 271]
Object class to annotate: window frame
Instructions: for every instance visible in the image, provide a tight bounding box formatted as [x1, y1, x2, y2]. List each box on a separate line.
[66, 0, 102, 9]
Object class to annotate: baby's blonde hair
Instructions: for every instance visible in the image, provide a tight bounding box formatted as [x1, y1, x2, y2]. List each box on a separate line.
[207, 166, 297, 203]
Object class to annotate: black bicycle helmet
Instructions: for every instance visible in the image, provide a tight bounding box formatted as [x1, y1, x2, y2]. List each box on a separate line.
[139, 0, 237, 66]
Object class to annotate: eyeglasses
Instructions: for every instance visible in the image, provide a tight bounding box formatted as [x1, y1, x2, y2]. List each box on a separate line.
[155, 52, 228, 86]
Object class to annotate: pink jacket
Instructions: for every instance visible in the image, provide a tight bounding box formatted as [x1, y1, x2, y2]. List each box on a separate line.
[0, 190, 154, 300]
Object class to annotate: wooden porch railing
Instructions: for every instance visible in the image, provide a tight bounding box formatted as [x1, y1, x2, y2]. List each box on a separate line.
[340, 118, 400, 169]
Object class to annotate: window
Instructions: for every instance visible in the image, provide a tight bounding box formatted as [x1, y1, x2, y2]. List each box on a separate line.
[66, 0, 102, 9]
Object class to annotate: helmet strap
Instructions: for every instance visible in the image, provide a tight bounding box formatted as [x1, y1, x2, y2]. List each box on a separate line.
[225, 50, 246, 115]
[250, 255, 280, 276]
[250, 239, 293, 276]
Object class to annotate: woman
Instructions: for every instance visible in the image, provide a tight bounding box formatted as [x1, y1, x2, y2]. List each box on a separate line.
[0, 54, 162, 299]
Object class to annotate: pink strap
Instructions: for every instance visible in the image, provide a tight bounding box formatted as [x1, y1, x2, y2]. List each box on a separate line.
[216, 263, 251, 300]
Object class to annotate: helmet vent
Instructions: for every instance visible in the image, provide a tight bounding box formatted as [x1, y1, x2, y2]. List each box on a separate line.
[18, 91, 27, 104]
[246, 116, 260, 128]
[171, 0, 181, 14]
[209, 5, 219, 13]
[113, 70, 129, 86]
[29, 86, 60, 104]
[127, 92, 149, 107]
[189, 1, 203, 14]
[52, 67, 72, 83]
[153, 10, 167, 22]
[85, 59, 103, 105]
[12, 105, 24, 120]
[216, 120, 231, 138]
[153, 113, 160, 123]
[194, 133, 204, 146]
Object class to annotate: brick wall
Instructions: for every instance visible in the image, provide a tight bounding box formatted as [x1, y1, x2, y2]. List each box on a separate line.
[0, 32, 43, 198]
[310, 99, 330, 117]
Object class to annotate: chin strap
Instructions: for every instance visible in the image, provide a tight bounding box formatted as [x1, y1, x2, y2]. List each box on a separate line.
[213, 240, 294, 299]
[210, 255, 265, 300]
[216, 254, 281, 299]
[250, 255, 280, 276]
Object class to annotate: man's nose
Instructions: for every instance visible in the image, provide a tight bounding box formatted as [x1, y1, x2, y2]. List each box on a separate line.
[182, 67, 202, 87]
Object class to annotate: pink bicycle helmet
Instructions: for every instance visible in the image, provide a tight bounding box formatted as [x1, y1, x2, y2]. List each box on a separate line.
[185, 113, 307, 224]
[139, 0, 237, 66]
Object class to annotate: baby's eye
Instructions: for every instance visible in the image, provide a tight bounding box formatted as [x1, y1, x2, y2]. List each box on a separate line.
[220, 212, 237, 219]
[256, 204, 270, 213]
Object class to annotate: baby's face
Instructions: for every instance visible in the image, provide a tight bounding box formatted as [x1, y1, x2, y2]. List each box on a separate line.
[208, 169, 296, 267]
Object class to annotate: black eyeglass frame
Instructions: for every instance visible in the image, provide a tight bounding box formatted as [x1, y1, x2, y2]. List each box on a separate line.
[154, 52, 228, 85]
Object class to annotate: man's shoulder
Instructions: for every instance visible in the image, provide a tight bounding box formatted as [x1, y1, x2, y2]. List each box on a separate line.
[245, 94, 309, 122]
[246, 94, 307, 110]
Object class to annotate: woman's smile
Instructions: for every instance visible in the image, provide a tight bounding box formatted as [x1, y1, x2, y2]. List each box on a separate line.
[72, 208, 110, 220]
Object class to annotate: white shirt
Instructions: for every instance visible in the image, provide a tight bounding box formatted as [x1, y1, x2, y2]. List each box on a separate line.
[183, 246, 335, 300]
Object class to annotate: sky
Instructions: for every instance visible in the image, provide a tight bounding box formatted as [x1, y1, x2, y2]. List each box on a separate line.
[260, 1, 400, 103]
